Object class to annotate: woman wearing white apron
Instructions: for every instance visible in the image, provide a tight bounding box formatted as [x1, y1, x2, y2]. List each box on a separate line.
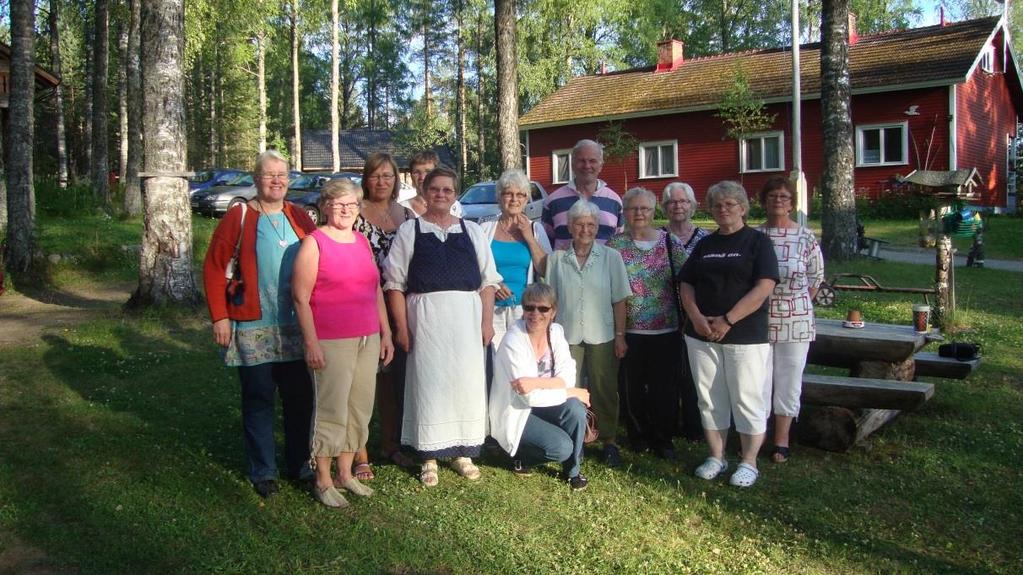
[383, 167, 502, 487]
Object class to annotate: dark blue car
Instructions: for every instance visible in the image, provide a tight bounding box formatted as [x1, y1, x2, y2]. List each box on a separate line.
[189, 169, 244, 195]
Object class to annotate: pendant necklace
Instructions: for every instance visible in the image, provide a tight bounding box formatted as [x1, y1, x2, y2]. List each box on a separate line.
[258, 200, 289, 248]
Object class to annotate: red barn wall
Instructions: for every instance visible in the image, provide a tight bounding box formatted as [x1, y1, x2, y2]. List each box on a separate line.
[526, 86, 963, 208]
[957, 30, 1018, 206]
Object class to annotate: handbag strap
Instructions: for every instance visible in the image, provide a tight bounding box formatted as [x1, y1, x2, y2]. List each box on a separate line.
[231, 202, 248, 265]
[664, 232, 683, 326]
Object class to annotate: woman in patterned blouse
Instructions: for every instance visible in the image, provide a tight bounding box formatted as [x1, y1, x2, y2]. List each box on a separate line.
[351, 152, 416, 479]
[608, 188, 696, 460]
[757, 177, 824, 463]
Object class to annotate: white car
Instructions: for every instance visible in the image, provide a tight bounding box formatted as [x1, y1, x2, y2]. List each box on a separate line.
[458, 180, 548, 223]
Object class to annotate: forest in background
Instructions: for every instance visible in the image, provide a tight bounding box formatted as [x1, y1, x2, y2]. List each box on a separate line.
[0, 0, 1017, 186]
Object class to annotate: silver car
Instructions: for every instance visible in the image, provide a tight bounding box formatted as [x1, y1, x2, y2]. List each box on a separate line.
[458, 180, 548, 223]
[191, 172, 256, 216]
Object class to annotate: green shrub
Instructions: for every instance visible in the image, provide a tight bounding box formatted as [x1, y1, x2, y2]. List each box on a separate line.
[35, 177, 104, 217]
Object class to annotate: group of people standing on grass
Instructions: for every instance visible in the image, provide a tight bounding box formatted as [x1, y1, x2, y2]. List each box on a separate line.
[203, 138, 823, 507]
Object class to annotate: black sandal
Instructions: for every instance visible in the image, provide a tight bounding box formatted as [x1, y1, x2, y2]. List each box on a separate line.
[771, 445, 790, 463]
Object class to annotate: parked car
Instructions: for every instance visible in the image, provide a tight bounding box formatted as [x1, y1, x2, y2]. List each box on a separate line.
[288, 172, 363, 224]
[189, 168, 244, 196]
[191, 172, 256, 216]
[458, 180, 548, 223]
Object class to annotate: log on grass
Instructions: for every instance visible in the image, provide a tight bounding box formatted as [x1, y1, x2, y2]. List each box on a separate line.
[796, 405, 901, 452]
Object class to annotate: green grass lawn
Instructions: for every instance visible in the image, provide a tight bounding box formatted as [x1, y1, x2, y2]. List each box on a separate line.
[688, 215, 1023, 260]
[3, 215, 1021, 573]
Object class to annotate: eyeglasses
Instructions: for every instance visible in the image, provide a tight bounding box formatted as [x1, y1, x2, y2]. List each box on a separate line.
[500, 191, 529, 199]
[712, 202, 742, 211]
[523, 304, 552, 313]
[666, 199, 691, 206]
[427, 186, 457, 195]
[625, 206, 654, 213]
[259, 173, 289, 181]
[368, 174, 395, 182]
[767, 194, 792, 202]
[326, 201, 360, 211]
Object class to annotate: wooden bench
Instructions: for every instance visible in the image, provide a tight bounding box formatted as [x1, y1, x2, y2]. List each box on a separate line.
[801, 373, 934, 410]
[861, 236, 891, 259]
[797, 374, 935, 452]
[913, 351, 980, 379]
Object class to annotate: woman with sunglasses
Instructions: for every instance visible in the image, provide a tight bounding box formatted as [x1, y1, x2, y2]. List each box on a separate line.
[293, 178, 394, 507]
[679, 181, 778, 488]
[489, 283, 590, 490]
[607, 187, 693, 460]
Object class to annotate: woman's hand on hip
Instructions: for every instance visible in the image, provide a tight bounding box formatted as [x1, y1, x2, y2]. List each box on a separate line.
[305, 341, 326, 370]
[379, 332, 395, 366]
[495, 282, 512, 301]
[212, 319, 232, 347]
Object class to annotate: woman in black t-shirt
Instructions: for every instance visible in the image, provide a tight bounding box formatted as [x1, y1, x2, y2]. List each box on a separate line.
[678, 181, 779, 488]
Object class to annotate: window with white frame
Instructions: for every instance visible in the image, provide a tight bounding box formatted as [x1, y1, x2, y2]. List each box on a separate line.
[552, 149, 572, 184]
[740, 131, 784, 173]
[980, 46, 995, 73]
[856, 122, 908, 166]
[638, 140, 678, 178]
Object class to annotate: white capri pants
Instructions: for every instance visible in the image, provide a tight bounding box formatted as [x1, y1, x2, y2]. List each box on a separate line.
[765, 342, 811, 418]
[491, 304, 523, 351]
[685, 336, 771, 435]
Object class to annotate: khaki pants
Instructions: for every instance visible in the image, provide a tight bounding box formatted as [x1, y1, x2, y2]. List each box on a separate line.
[570, 341, 620, 441]
[310, 334, 380, 457]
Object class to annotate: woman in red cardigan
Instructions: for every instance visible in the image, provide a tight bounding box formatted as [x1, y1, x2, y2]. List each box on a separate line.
[203, 150, 317, 499]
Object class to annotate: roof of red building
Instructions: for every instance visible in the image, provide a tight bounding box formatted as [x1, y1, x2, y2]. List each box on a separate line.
[520, 16, 1006, 129]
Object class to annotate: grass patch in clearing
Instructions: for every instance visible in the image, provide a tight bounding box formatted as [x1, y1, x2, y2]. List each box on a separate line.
[2, 257, 1022, 573]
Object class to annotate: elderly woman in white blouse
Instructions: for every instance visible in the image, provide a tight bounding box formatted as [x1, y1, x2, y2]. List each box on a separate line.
[489, 283, 590, 490]
[479, 168, 552, 350]
[383, 167, 502, 487]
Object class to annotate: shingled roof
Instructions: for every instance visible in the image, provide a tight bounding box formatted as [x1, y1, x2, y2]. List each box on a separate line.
[302, 129, 456, 172]
[520, 16, 1003, 129]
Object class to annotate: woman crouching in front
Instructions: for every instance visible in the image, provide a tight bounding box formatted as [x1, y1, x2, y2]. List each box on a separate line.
[293, 178, 394, 507]
[489, 283, 591, 490]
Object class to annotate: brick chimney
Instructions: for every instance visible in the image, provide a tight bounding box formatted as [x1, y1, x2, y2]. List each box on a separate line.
[848, 12, 859, 45]
[656, 39, 685, 73]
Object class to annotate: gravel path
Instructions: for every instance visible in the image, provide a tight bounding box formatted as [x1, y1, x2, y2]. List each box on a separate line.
[878, 245, 1023, 272]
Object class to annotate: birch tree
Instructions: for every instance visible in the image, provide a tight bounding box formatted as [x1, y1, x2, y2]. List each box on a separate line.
[495, 0, 519, 170]
[290, 0, 302, 170]
[331, 0, 341, 171]
[5, 0, 36, 272]
[819, 0, 858, 260]
[129, 0, 200, 307]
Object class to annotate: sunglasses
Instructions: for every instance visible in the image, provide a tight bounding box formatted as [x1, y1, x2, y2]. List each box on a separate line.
[522, 304, 552, 313]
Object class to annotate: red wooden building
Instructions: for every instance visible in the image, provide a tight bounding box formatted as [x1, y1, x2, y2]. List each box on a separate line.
[519, 16, 1023, 209]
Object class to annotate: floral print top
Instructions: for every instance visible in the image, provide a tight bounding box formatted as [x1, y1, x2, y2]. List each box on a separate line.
[354, 206, 414, 276]
[758, 225, 825, 343]
[607, 230, 687, 333]
[662, 225, 710, 256]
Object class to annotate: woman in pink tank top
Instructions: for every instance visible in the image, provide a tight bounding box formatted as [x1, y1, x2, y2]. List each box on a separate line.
[293, 179, 394, 508]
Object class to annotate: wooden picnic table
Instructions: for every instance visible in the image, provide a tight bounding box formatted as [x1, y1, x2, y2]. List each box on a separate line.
[798, 319, 940, 451]
[809, 318, 937, 379]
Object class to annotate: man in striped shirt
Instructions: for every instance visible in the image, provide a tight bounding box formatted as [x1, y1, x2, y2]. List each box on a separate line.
[541, 139, 623, 250]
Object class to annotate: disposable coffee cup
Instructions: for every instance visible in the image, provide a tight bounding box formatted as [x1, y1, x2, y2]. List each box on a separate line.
[913, 304, 930, 333]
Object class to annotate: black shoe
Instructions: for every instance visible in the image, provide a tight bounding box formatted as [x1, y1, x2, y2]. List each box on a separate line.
[568, 474, 589, 491]
[253, 479, 280, 499]
[512, 460, 533, 476]
[602, 444, 622, 468]
[656, 446, 677, 461]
